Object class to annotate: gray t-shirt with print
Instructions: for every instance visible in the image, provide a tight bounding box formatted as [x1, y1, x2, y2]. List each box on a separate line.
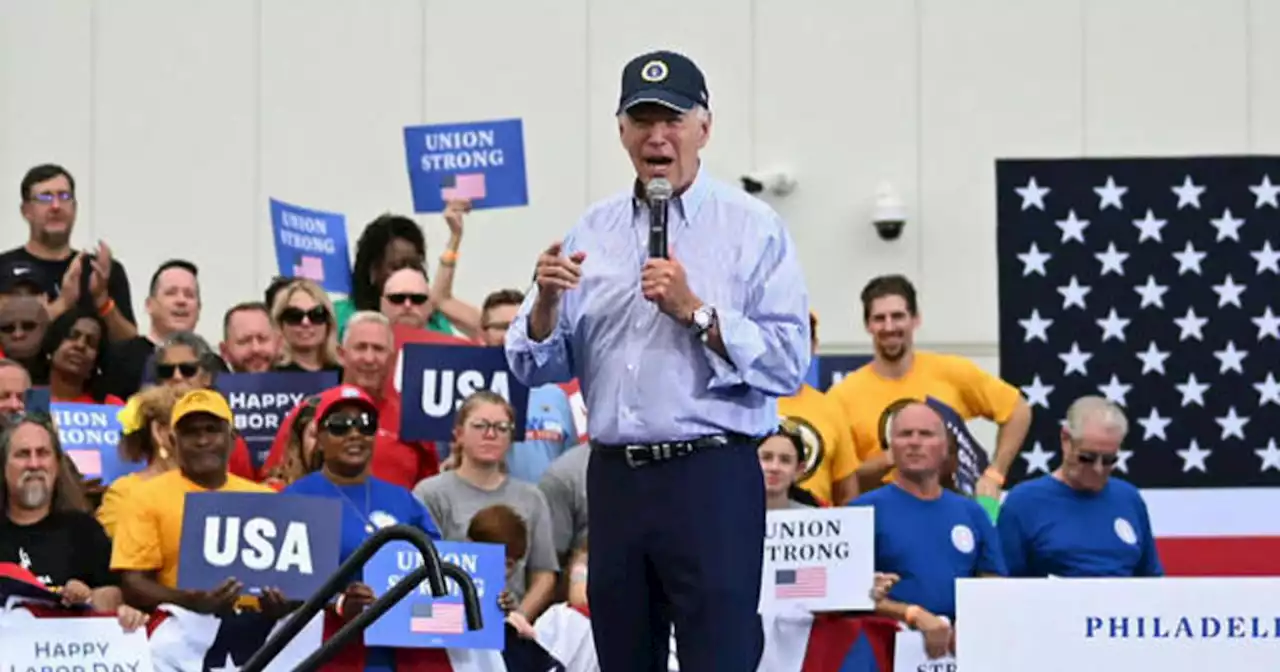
[537, 442, 590, 557]
[412, 471, 560, 602]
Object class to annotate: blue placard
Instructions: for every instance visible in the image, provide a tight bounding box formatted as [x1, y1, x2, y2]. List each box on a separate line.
[803, 356, 820, 388]
[216, 371, 339, 469]
[50, 402, 143, 484]
[362, 541, 505, 651]
[403, 119, 528, 213]
[816, 354, 873, 391]
[399, 344, 530, 442]
[269, 198, 352, 295]
[177, 492, 342, 599]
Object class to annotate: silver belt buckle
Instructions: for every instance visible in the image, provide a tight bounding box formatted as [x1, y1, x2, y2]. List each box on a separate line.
[624, 444, 647, 468]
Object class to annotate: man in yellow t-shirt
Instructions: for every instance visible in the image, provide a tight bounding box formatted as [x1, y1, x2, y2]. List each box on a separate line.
[828, 275, 1031, 498]
[779, 311, 860, 505]
[111, 388, 274, 613]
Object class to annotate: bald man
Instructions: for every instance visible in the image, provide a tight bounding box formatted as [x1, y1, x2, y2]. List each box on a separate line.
[998, 396, 1163, 578]
[0, 296, 48, 372]
[851, 401, 1006, 659]
[379, 267, 434, 330]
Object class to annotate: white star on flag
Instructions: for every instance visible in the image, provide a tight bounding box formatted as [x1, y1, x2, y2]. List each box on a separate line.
[1096, 308, 1130, 342]
[1256, 440, 1280, 472]
[1098, 374, 1132, 406]
[1021, 375, 1054, 408]
[1216, 407, 1249, 440]
[1015, 177, 1050, 210]
[1058, 276, 1090, 310]
[1252, 307, 1280, 341]
[1176, 439, 1211, 473]
[1017, 242, 1051, 276]
[1251, 241, 1280, 275]
[1213, 341, 1248, 374]
[1055, 210, 1090, 244]
[1176, 373, 1209, 407]
[1173, 307, 1208, 341]
[1132, 209, 1167, 243]
[1019, 309, 1053, 342]
[1249, 174, 1280, 208]
[1094, 176, 1128, 210]
[1171, 241, 1206, 275]
[1137, 408, 1171, 441]
[1209, 208, 1245, 242]
[1021, 441, 1055, 474]
[1211, 275, 1246, 308]
[1171, 175, 1205, 209]
[1094, 242, 1128, 276]
[1253, 373, 1280, 407]
[1058, 342, 1092, 376]
[1134, 276, 1168, 309]
[1135, 342, 1171, 375]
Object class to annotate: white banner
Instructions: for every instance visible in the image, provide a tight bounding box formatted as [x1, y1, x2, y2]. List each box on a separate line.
[893, 629, 956, 672]
[956, 577, 1280, 671]
[760, 507, 874, 613]
[0, 615, 152, 671]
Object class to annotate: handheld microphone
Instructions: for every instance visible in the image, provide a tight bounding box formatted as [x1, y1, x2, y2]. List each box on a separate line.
[646, 178, 673, 259]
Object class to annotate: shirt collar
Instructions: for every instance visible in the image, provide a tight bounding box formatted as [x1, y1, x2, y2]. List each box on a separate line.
[631, 163, 711, 224]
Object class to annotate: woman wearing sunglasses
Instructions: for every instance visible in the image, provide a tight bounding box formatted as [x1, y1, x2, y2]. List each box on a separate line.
[33, 307, 121, 405]
[270, 279, 342, 374]
[283, 383, 444, 671]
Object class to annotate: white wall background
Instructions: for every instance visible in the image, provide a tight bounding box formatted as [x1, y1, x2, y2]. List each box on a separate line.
[1, 0, 1274, 366]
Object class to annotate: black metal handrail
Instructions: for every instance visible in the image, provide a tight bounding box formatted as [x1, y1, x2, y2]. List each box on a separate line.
[239, 524, 484, 672]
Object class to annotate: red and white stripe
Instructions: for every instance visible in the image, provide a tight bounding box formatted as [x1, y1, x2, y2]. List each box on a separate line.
[1145, 488, 1280, 576]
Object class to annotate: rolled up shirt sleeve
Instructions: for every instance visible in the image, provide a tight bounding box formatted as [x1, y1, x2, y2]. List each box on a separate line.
[505, 286, 575, 388]
[701, 216, 810, 396]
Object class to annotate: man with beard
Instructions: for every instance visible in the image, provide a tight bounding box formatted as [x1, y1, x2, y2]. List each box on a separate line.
[829, 275, 1031, 498]
[0, 414, 122, 610]
[111, 388, 274, 611]
[0, 164, 137, 340]
[0, 295, 48, 372]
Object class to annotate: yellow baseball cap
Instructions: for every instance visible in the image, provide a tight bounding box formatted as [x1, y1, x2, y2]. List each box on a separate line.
[171, 389, 234, 427]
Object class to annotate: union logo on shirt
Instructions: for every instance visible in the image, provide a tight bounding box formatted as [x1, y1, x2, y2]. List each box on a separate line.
[781, 415, 824, 481]
[525, 417, 565, 443]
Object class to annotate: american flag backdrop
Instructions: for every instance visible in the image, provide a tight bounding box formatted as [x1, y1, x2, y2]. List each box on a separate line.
[996, 157, 1280, 576]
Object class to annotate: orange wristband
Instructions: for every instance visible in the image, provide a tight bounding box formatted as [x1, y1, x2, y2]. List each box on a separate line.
[440, 250, 459, 265]
[98, 298, 115, 317]
[904, 605, 923, 627]
[983, 467, 1006, 486]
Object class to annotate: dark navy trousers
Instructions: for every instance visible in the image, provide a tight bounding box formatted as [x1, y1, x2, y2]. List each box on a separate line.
[586, 440, 765, 672]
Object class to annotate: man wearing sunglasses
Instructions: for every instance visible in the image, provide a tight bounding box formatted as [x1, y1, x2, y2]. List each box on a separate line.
[0, 164, 137, 340]
[0, 296, 48, 373]
[997, 395, 1164, 579]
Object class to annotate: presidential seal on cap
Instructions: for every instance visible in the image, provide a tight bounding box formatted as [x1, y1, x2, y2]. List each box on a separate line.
[617, 50, 710, 114]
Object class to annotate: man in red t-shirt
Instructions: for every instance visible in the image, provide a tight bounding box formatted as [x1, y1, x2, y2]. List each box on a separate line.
[260, 311, 440, 489]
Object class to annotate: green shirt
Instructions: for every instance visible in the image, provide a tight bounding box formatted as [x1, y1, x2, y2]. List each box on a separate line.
[332, 296, 454, 341]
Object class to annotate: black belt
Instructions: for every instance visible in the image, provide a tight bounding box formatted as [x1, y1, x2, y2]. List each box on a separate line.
[591, 433, 751, 468]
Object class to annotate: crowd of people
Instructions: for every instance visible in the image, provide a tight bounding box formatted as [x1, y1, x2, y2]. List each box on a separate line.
[0, 48, 1166, 672]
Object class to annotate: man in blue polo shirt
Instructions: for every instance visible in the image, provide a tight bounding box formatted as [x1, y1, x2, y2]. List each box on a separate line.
[998, 395, 1163, 578]
[852, 401, 1005, 659]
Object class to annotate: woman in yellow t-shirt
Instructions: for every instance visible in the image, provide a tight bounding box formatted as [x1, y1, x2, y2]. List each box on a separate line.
[97, 383, 192, 537]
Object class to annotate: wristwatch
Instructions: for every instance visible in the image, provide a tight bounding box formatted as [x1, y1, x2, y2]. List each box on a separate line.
[691, 305, 717, 340]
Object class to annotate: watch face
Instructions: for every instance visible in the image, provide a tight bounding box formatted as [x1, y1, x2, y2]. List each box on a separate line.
[695, 308, 713, 328]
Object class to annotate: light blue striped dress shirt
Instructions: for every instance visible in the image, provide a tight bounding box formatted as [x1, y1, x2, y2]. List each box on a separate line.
[504, 168, 811, 445]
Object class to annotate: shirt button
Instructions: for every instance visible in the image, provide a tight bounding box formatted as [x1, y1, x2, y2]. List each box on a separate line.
[626, 364, 636, 371]
[634, 322, 643, 329]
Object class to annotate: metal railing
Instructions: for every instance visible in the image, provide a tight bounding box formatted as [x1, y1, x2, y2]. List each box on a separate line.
[240, 524, 484, 672]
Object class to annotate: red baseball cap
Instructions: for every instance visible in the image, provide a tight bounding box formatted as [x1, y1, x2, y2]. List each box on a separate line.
[313, 384, 378, 423]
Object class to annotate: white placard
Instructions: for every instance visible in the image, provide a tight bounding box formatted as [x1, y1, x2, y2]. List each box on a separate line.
[0, 615, 152, 670]
[894, 630, 957, 672]
[957, 577, 1280, 671]
[760, 507, 874, 612]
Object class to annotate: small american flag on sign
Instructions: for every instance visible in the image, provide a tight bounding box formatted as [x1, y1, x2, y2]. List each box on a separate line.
[775, 567, 826, 599]
[293, 255, 325, 282]
[410, 601, 465, 635]
[441, 173, 487, 201]
[66, 449, 102, 478]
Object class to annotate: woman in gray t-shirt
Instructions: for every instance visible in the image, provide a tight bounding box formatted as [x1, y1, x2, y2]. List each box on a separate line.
[412, 391, 560, 623]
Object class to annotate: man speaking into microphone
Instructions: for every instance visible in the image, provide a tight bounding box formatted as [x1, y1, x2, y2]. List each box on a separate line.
[506, 49, 810, 671]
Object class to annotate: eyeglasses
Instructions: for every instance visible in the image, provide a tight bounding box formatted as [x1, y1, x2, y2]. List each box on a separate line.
[322, 413, 377, 437]
[30, 191, 74, 205]
[467, 419, 513, 435]
[279, 306, 329, 326]
[1077, 451, 1120, 467]
[385, 293, 429, 306]
[157, 362, 201, 380]
[483, 321, 511, 332]
[0, 321, 38, 334]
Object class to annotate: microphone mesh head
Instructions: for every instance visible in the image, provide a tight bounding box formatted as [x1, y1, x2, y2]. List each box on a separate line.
[646, 178, 674, 202]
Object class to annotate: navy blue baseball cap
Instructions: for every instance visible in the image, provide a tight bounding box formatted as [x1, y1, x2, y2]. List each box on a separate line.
[617, 50, 710, 115]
